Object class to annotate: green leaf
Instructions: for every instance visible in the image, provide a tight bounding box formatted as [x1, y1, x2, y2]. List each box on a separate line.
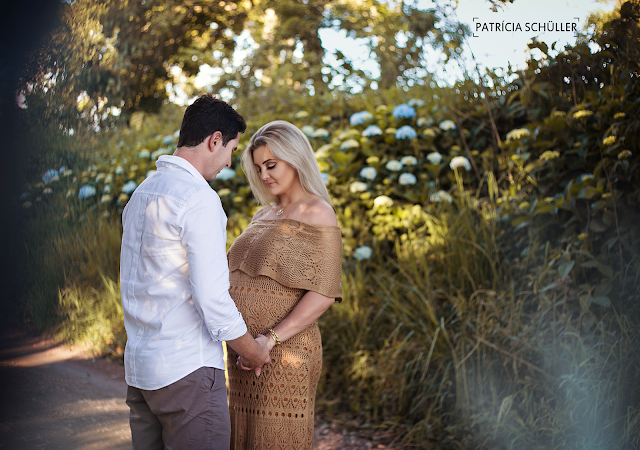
[591, 296, 611, 308]
[558, 260, 575, 278]
[577, 186, 599, 199]
[541, 281, 561, 292]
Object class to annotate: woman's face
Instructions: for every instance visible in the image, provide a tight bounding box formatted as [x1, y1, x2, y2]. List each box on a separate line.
[252, 144, 299, 198]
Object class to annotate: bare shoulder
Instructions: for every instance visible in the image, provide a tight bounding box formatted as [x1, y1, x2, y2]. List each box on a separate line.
[251, 205, 273, 222]
[293, 196, 339, 227]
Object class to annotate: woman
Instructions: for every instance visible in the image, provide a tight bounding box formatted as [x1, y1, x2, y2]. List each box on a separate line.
[226, 120, 342, 449]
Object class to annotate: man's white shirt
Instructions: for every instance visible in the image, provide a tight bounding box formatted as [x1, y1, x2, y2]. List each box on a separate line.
[120, 155, 247, 390]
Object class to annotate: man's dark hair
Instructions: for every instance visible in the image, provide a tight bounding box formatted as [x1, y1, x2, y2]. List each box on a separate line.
[177, 95, 246, 148]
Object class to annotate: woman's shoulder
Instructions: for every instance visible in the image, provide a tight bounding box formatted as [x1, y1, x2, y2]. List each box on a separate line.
[251, 205, 274, 222]
[291, 196, 339, 228]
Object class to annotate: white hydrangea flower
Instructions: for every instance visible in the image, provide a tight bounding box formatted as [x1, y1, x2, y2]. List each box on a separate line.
[138, 149, 150, 159]
[430, 190, 453, 203]
[417, 117, 430, 127]
[115, 166, 125, 175]
[373, 195, 394, 208]
[506, 128, 531, 142]
[312, 128, 330, 138]
[349, 181, 368, 193]
[43, 187, 53, 194]
[103, 185, 112, 194]
[340, 139, 360, 150]
[301, 125, 315, 137]
[359, 167, 377, 180]
[398, 173, 417, 185]
[439, 120, 456, 131]
[449, 156, 471, 171]
[572, 110, 593, 119]
[100, 194, 112, 204]
[427, 152, 442, 164]
[152, 148, 169, 160]
[353, 246, 373, 260]
[105, 174, 113, 183]
[400, 156, 417, 166]
[385, 160, 403, 171]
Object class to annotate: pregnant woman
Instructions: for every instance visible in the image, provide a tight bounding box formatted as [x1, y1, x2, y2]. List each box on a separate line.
[226, 120, 342, 449]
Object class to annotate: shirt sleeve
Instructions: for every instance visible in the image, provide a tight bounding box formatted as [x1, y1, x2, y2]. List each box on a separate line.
[179, 188, 248, 342]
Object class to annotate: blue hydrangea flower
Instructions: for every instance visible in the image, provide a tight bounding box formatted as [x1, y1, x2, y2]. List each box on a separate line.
[392, 104, 416, 119]
[78, 185, 96, 199]
[350, 111, 373, 126]
[20, 192, 30, 200]
[122, 181, 138, 194]
[162, 135, 175, 145]
[173, 130, 180, 138]
[138, 149, 150, 159]
[399, 173, 417, 185]
[216, 167, 236, 180]
[59, 166, 67, 175]
[395, 126, 417, 140]
[42, 169, 60, 184]
[321, 173, 329, 185]
[354, 246, 373, 260]
[362, 125, 383, 137]
[359, 167, 377, 180]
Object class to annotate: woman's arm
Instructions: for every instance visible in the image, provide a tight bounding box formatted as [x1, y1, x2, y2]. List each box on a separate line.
[238, 290, 335, 372]
[266, 291, 335, 352]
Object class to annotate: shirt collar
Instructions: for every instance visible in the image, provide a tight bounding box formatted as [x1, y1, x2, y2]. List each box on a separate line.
[156, 155, 209, 186]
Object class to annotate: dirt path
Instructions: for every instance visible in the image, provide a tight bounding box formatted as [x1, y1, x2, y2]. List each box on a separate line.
[0, 330, 381, 450]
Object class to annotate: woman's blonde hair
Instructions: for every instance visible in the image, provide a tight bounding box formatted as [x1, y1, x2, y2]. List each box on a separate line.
[242, 120, 332, 207]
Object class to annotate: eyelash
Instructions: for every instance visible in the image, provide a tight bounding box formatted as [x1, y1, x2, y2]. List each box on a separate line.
[257, 164, 276, 173]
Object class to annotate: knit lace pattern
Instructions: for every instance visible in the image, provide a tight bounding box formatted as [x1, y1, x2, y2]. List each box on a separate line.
[226, 219, 342, 450]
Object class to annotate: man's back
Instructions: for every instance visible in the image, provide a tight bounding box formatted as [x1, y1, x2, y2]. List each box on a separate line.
[120, 155, 246, 390]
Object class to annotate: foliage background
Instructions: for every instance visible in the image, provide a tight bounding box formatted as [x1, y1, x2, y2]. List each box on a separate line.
[6, 0, 640, 448]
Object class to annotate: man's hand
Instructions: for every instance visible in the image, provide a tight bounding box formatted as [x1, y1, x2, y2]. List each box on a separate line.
[227, 332, 271, 377]
[237, 334, 272, 376]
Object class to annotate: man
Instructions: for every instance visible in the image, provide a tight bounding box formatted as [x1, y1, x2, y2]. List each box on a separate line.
[120, 95, 270, 450]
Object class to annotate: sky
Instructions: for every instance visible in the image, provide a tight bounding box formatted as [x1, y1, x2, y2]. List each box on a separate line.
[183, 0, 617, 102]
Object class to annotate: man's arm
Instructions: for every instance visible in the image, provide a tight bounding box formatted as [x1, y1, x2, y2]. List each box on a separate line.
[180, 189, 268, 371]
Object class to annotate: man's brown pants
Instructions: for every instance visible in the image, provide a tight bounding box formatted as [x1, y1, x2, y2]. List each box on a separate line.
[126, 367, 230, 450]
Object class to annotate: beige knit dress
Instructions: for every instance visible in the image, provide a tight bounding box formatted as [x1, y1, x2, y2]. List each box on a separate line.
[226, 218, 343, 450]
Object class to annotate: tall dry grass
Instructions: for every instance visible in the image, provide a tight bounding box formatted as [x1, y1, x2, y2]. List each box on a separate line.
[318, 180, 640, 449]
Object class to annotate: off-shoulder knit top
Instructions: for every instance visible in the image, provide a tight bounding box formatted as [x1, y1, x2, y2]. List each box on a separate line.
[227, 219, 343, 301]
